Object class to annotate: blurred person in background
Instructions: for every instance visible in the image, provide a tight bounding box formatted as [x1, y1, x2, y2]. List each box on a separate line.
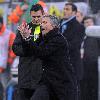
[60, 2, 85, 99]
[12, 4, 45, 100]
[60, 2, 85, 80]
[80, 16, 100, 100]
[95, 10, 100, 25]
[76, 10, 84, 24]
[83, 16, 94, 27]
[0, 15, 16, 99]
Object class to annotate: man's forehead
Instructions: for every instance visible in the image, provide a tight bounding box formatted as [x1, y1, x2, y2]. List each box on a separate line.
[42, 17, 49, 21]
[64, 5, 72, 8]
[31, 10, 42, 15]
[85, 19, 93, 22]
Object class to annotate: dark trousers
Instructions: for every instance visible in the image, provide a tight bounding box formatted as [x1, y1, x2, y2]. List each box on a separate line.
[17, 81, 79, 100]
[80, 78, 98, 100]
[31, 85, 49, 100]
[17, 88, 34, 100]
[17, 85, 49, 100]
[80, 63, 98, 100]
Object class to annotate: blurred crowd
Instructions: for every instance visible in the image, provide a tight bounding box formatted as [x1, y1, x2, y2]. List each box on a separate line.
[0, 0, 100, 100]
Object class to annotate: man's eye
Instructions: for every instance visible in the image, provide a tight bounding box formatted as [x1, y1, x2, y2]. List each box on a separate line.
[32, 16, 41, 18]
[43, 21, 47, 24]
[64, 8, 68, 10]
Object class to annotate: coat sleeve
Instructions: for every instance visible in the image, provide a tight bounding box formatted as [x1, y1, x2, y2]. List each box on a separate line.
[70, 24, 85, 50]
[12, 31, 33, 57]
[28, 35, 65, 57]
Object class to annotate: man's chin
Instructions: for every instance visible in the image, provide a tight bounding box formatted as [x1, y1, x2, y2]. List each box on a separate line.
[42, 28, 45, 31]
[42, 29, 47, 35]
[35, 23, 40, 25]
[63, 15, 68, 19]
[32, 22, 40, 25]
[42, 32, 46, 36]
[42, 30, 45, 33]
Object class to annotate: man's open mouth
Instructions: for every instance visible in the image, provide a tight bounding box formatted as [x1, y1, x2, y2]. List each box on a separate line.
[42, 28, 45, 31]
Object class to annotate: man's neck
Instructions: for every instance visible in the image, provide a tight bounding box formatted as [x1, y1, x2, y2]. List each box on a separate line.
[32, 22, 40, 26]
[64, 16, 76, 20]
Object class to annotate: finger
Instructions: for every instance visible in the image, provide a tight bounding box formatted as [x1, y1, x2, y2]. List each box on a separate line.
[18, 26, 23, 32]
[22, 22, 26, 28]
[29, 27, 32, 33]
[27, 27, 32, 34]
[25, 23, 27, 26]
[29, 27, 32, 31]
[26, 25, 29, 30]
[18, 24, 24, 31]
[27, 25, 29, 29]
[17, 26, 20, 30]
[26, 25, 29, 31]
[29, 29, 31, 34]
[28, 27, 32, 31]
[23, 22, 27, 28]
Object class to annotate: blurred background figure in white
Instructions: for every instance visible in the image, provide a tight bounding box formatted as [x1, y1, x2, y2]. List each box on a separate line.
[80, 16, 100, 100]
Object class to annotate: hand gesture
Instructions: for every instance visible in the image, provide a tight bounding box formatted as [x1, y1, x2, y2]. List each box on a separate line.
[17, 21, 32, 39]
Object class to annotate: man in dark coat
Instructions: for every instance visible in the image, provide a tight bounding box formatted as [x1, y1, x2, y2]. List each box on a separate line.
[60, 3, 85, 81]
[12, 4, 44, 100]
[80, 16, 100, 100]
[13, 15, 79, 100]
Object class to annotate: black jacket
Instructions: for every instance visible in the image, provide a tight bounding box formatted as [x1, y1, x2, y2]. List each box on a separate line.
[83, 37, 100, 78]
[80, 37, 100, 100]
[22, 28, 77, 99]
[12, 22, 43, 89]
[60, 17, 85, 80]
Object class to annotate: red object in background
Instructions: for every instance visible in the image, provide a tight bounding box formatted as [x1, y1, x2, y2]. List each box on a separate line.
[8, 5, 23, 24]
[15, 5, 23, 16]
[8, 12, 20, 24]
[38, 0, 47, 8]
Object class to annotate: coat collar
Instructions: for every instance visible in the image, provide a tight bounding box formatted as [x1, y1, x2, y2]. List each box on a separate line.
[61, 16, 76, 26]
[43, 28, 59, 40]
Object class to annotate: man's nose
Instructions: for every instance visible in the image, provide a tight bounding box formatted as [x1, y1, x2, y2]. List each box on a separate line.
[35, 16, 40, 20]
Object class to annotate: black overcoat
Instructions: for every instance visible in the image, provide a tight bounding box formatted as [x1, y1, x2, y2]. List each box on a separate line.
[22, 28, 78, 100]
[12, 22, 43, 89]
[60, 17, 85, 80]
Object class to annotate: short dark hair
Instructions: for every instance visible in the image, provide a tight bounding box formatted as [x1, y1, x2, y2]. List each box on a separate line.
[43, 15, 60, 28]
[30, 4, 44, 14]
[0, 16, 3, 24]
[65, 2, 77, 12]
[83, 16, 95, 24]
